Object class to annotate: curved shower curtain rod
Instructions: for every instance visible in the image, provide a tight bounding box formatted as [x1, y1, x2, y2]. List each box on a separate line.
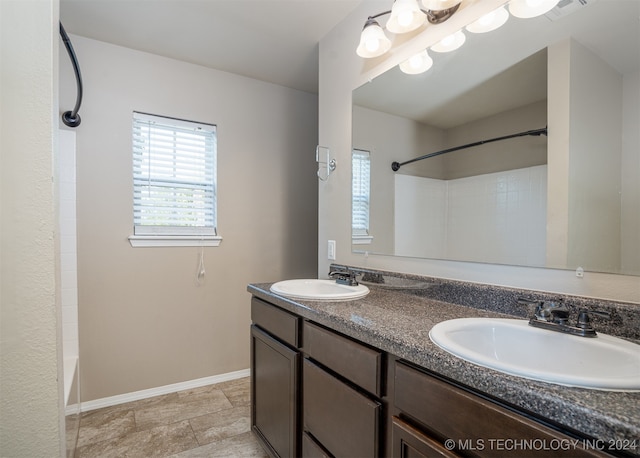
[391, 127, 548, 172]
[59, 22, 83, 128]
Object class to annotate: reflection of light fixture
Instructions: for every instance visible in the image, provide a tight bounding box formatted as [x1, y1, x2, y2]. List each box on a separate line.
[356, 18, 392, 58]
[356, 0, 461, 59]
[400, 50, 433, 74]
[509, 0, 560, 18]
[431, 30, 465, 52]
[466, 6, 509, 33]
[387, 0, 427, 33]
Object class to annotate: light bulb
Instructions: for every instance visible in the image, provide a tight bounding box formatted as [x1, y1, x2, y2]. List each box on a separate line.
[399, 50, 433, 74]
[356, 19, 392, 58]
[431, 30, 465, 52]
[466, 6, 509, 33]
[366, 39, 380, 53]
[442, 34, 455, 46]
[398, 11, 413, 27]
[387, 0, 427, 34]
[509, 0, 559, 18]
[479, 11, 496, 26]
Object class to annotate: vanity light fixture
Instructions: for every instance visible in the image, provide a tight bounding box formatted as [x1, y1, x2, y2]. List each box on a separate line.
[357, 0, 561, 74]
[466, 6, 509, 33]
[399, 49, 433, 74]
[509, 0, 560, 18]
[356, 0, 461, 59]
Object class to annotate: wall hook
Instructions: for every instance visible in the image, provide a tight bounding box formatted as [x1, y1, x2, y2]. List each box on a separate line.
[316, 145, 336, 181]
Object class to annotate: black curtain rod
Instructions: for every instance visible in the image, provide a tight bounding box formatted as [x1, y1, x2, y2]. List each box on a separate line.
[391, 127, 548, 172]
[59, 22, 83, 127]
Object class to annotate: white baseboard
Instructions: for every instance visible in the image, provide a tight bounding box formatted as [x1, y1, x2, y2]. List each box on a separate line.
[66, 368, 250, 415]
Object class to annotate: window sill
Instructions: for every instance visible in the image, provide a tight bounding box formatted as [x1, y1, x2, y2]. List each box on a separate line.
[128, 235, 222, 247]
[352, 235, 373, 245]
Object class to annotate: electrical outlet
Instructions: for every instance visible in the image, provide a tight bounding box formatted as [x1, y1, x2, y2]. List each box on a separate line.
[328, 240, 336, 260]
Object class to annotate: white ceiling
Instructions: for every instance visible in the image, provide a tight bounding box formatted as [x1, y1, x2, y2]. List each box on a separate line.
[60, 0, 364, 94]
[60, 0, 638, 117]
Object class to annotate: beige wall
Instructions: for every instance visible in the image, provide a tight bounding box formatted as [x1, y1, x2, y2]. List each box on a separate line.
[1, 0, 65, 455]
[319, 0, 640, 303]
[59, 36, 318, 401]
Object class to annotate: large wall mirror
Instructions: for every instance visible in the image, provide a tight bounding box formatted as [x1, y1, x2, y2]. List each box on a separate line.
[351, 0, 639, 276]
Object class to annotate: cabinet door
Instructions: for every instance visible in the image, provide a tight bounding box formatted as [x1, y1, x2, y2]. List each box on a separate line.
[302, 432, 332, 458]
[251, 325, 300, 458]
[392, 417, 458, 458]
[304, 358, 380, 457]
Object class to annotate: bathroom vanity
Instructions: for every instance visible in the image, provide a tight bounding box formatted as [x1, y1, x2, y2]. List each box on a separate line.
[248, 270, 640, 458]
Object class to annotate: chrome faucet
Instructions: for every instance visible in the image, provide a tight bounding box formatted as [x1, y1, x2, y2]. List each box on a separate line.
[519, 297, 611, 337]
[328, 267, 359, 286]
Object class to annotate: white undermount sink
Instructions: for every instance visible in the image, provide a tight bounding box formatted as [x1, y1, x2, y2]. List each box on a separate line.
[270, 279, 369, 301]
[429, 318, 640, 391]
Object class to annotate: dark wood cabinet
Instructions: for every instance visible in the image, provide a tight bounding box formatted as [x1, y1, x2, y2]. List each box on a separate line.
[251, 326, 300, 458]
[251, 297, 302, 458]
[250, 294, 614, 458]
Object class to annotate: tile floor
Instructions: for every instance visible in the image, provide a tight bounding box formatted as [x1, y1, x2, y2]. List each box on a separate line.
[74, 377, 268, 457]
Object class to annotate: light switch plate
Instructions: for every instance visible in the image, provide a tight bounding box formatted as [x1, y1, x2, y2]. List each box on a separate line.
[328, 240, 336, 260]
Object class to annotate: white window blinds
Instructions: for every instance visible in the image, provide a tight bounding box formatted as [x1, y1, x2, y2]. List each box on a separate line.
[352, 149, 370, 236]
[132, 112, 217, 236]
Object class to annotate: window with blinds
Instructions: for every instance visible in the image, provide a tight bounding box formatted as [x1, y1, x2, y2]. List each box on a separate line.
[352, 149, 370, 237]
[132, 112, 217, 237]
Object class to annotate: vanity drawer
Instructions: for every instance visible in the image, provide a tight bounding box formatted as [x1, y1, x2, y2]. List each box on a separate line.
[303, 359, 380, 457]
[251, 297, 300, 348]
[303, 321, 382, 396]
[394, 362, 608, 457]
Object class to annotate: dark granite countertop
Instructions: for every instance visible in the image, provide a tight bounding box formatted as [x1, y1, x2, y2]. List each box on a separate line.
[247, 280, 640, 456]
